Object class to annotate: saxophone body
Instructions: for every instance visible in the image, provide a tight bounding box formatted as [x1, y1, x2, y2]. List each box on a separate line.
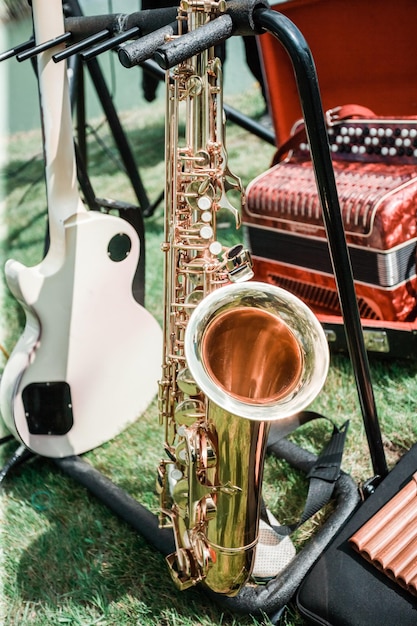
[158, 0, 329, 597]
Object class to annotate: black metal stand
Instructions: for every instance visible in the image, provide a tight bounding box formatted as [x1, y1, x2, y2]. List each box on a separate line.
[253, 7, 388, 482]
[64, 0, 153, 216]
[0, 444, 34, 486]
[53, 439, 359, 622]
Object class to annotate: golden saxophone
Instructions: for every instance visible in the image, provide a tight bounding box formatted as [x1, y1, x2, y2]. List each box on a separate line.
[157, 0, 329, 597]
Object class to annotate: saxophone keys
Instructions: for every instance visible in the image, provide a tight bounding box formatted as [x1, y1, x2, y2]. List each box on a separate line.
[171, 475, 189, 510]
[198, 177, 211, 195]
[175, 399, 205, 425]
[199, 224, 213, 240]
[200, 209, 212, 222]
[194, 150, 210, 167]
[185, 75, 203, 97]
[166, 549, 200, 591]
[224, 244, 254, 282]
[209, 241, 222, 256]
[185, 289, 204, 306]
[200, 496, 217, 522]
[184, 179, 215, 210]
[191, 529, 212, 567]
[176, 366, 200, 396]
[197, 196, 212, 211]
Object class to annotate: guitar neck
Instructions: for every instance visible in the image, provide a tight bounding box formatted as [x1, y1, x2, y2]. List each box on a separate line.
[32, 0, 85, 246]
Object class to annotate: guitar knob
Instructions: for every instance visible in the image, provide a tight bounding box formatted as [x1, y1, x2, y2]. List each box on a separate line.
[107, 233, 132, 261]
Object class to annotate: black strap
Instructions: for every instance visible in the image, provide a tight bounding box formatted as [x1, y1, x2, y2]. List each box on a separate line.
[267, 413, 350, 536]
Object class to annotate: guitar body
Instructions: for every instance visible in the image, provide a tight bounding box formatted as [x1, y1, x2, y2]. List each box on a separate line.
[0, 211, 162, 457]
[0, 0, 163, 457]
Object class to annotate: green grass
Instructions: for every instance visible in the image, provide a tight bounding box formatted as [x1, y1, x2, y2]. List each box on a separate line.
[0, 85, 416, 626]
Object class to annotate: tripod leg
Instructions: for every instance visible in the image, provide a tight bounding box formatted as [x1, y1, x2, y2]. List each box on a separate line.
[85, 56, 151, 215]
[64, 0, 150, 215]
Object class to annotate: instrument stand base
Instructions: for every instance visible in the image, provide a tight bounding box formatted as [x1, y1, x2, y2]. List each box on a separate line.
[52, 441, 358, 622]
[0, 443, 35, 486]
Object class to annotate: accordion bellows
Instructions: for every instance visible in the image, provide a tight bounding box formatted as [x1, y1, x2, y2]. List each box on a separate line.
[246, 160, 417, 249]
[245, 131, 417, 322]
[349, 472, 417, 597]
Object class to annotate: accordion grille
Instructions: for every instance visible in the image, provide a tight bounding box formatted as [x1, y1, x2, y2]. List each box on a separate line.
[268, 273, 381, 320]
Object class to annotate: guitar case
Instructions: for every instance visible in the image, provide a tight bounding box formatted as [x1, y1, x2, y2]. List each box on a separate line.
[296, 443, 417, 625]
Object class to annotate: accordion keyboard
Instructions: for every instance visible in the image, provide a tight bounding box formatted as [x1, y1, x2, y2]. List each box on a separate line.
[298, 120, 417, 164]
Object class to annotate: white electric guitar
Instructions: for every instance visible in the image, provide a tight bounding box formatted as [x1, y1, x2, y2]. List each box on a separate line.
[0, 0, 162, 458]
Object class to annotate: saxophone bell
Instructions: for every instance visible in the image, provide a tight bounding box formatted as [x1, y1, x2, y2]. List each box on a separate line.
[185, 280, 329, 422]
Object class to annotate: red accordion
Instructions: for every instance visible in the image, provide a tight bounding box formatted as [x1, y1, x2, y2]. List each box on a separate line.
[245, 111, 417, 356]
[246, 0, 417, 357]
[246, 110, 417, 316]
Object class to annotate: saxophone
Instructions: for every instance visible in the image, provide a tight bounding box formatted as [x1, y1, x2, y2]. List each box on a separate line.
[158, 0, 329, 597]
